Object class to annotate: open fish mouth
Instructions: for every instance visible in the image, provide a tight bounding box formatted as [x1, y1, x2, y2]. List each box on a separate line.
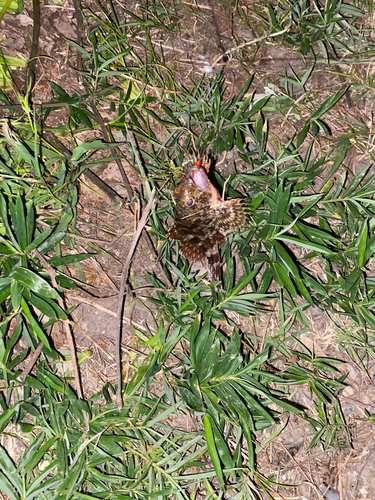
[190, 165, 210, 190]
[189, 165, 222, 203]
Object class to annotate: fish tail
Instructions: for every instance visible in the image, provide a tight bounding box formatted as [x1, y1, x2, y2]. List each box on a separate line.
[206, 245, 221, 284]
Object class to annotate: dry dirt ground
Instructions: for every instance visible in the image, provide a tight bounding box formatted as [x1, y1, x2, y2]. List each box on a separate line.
[2, 1, 375, 499]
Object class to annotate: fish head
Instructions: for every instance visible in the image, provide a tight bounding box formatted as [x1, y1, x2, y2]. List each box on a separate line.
[173, 157, 222, 225]
[168, 154, 248, 271]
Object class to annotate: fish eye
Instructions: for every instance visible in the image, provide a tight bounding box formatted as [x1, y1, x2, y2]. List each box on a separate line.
[185, 198, 195, 206]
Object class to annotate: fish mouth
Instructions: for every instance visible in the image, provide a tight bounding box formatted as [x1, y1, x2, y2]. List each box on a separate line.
[190, 166, 210, 190]
[190, 166, 221, 202]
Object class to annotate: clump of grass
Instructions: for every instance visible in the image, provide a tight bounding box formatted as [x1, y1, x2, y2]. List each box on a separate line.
[237, 0, 366, 61]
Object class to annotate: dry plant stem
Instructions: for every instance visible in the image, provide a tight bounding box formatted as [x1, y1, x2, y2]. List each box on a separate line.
[116, 189, 156, 409]
[72, 0, 83, 73]
[88, 96, 133, 201]
[33, 249, 89, 430]
[127, 129, 173, 289]
[210, 27, 291, 69]
[18, 342, 44, 382]
[27, 0, 40, 93]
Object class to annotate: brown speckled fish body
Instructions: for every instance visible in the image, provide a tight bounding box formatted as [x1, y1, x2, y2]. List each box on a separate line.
[168, 156, 247, 283]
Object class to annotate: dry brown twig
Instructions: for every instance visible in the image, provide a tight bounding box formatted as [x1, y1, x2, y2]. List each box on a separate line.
[88, 96, 133, 201]
[18, 342, 44, 382]
[210, 27, 292, 70]
[116, 189, 156, 409]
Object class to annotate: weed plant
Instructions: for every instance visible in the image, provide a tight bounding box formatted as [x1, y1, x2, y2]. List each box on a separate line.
[0, 0, 375, 498]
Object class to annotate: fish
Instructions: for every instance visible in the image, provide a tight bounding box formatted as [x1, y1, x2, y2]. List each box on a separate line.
[168, 155, 248, 284]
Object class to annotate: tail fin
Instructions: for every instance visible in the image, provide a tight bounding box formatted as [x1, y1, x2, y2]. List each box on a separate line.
[206, 245, 221, 285]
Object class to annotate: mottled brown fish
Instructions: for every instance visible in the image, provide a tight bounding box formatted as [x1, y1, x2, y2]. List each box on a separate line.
[168, 155, 248, 284]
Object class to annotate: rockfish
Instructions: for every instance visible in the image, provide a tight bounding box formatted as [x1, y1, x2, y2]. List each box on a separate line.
[168, 155, 247, 284]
